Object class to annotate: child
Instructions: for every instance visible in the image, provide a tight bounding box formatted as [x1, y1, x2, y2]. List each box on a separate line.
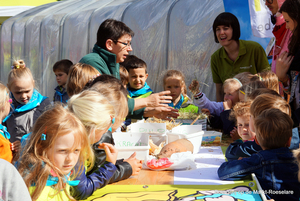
[218, 108, 300, 200]
[255, 71, 279, 94]
[163, 70, 198, 113]
[0, 83, 13, 162]
[122, 55, 153, 99]
[87, 75, 143, 183]
[119, 65, 129, 89]
[18, 104, 117, 201]
[66, 63, 100, 97]
[4, 60, 51, 154]
[225, 101, 260, 161]
[52, 59, 73, 104]
[67, 90, 121, 200]
[233, 72, 259, 85]
[238, 80, 266, 102]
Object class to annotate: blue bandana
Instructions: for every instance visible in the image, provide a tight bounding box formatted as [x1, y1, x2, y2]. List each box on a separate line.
[0, 124, 10, 139]
[168, 94, 185, 110]
[3, 89, 47, 123]
[127, 82, 152, 98]
[46, 172, 80, 187]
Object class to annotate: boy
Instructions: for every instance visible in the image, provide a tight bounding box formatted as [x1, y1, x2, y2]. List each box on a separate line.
[218, 108, 300, 200]
[52, 59, 73, 103]
[122, 55, 153, 99]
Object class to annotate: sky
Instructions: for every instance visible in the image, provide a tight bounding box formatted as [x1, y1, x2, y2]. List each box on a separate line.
[223, 0, 272, 50]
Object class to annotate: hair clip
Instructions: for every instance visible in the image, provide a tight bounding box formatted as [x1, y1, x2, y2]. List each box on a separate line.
[239, 90, 245, 95]
[108, 116, 115, 132]
[258, 75, 263, 81]
[41, 133, 46, 141]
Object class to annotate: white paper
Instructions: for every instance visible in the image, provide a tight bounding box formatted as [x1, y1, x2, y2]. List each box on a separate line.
[174, 146, 235, 185]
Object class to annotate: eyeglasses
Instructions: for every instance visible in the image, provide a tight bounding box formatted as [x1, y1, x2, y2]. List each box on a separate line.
[263, 0, 273, 4]
[115, 40, 132, 47]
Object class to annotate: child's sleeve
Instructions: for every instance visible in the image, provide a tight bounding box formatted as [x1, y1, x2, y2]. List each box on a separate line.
[225, 141, 262, 161]
[71, 162, 117, 200]
[193, 92, 224, 116]
[220, 110, 235, 135]
[218, 155, 261, 180]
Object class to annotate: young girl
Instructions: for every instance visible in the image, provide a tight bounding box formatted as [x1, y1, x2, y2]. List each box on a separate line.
[163, 70, 199, 113]
[4, 60, 51, 154]
[238, 80, 266, 102]
[255, 71, 279, 94]
[65, 63, 100, 97]
[0, 83, 13, 162]
[87, 75, 143, 184]
[18, 104, 117, 201]
[67, 90, 120, 200]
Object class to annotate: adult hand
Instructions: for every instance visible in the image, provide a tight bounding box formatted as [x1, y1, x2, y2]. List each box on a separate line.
[189, 80, 200, 95]
[276, 51, 293, 83]
[144, 106, 179, 120]
[99, 143, 118, 165]
[223, 99, 232, 110]
[124, 152, 143, 176]
[145, 91, 172, 107]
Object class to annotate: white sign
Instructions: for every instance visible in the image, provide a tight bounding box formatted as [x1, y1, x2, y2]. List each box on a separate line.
[130, 123, 166, 134]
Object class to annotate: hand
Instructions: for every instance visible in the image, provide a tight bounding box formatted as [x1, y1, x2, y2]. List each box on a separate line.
[201, 108, 211, 117]
[11, 140, 21, 152]
[145, 91, 172, 107]
[123, 152, 143, 176]
[98, 143, 118, 164]
[144, 106, 179, 120]
[223, 99, 232, 110]
[276, 51, 293, 83]
[230, 127, 240, 141]
[189, 80, 200, 95]
[238, 157, 244, 160]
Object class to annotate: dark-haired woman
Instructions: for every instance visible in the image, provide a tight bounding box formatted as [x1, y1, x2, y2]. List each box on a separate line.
[211, 12, 270, 101]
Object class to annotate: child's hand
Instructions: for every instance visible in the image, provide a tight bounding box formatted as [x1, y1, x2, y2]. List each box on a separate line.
[145, 91, 172, 107]
[188, 80, 200, 95]
[11, 140, 21, 152]
[230, 127, 240, 141]
[223, 99, 232, 110]
[201, 108, 211, 117]
[98, 143, 118, 164]
[124, 152, 143, 176]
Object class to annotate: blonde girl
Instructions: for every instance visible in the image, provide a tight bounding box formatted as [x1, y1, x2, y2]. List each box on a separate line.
[18, 104, 100, 201]
[4, 60, 51, 154]
[163, 70, 198, 113]
[87, 75, 142, 183]
[67, 90, 118, 200]
[66, 63, 100, 97]
[0, 83, 13, 162]
[238, 80, 266, 102]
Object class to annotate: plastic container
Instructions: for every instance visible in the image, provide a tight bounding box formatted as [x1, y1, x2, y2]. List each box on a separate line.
[175, 118, 207, 130]
[202, 131, 222, 145]
[112, 132, 150, 160]
[167, 125, 204, 154]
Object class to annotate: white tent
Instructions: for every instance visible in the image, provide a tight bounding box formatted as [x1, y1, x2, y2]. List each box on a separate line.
[0, 0, 224, 100]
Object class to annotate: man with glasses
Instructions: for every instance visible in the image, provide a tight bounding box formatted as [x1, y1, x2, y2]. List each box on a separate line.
[264, 0, 292, 73]
[80, 19, 134, 79]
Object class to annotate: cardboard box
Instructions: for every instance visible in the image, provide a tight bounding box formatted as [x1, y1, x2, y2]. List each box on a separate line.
[202, 131, 222, 145]
[112, 132, 150, 160]
[168, 125, 204, 154]
[175, 118, 207, 130]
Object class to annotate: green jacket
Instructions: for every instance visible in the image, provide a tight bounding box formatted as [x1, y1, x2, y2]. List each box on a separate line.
[79, 44, 120, 79]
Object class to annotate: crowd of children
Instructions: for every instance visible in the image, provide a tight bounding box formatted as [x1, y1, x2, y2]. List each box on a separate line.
[1, 0, 300, 200]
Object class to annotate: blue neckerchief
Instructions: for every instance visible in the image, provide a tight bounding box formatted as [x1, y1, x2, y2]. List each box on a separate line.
[0, 124, 10, 139]
[3, 89, 47, 123]
[127, 82, 152, 98]
[168, 94, 184, 110]
[46, 172, 80, 187]
[55, 86, 67, 103]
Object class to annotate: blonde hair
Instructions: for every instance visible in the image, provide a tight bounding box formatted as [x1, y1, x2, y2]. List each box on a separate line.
[90, 82, 128, 132]
[7, 60, 34, 89]
[250, 94, 291, 118]
[68, 90, 115, 143]
[239, 80, 266, 101]
[255, 108, 293, 149]
[223, 78, 242, 92]
[66, 63, 99, 97]
[18, 104, 93, 201]
[234, 72, 259, 85]
[0, 82, 9, 110]
[163, 70, 187, 96]
[230, 101, 251, 123]
[256, 71, 279, 93]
